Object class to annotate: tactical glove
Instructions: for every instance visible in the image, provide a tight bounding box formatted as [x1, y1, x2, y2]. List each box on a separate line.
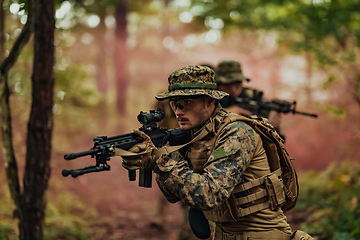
[121, 129, 158, 171]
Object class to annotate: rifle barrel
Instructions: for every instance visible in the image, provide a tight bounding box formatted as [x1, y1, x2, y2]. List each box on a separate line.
[294, 111, 318, 118]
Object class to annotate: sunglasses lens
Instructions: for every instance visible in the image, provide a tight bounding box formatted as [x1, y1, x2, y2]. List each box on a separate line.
[170, 98, 199, 111]
[169, 100, 180, 111]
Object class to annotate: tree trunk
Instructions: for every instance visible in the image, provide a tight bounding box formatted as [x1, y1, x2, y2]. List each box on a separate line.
[19, 0, 54, 239]
[96, 13, 108, 94]
[114, 0, 128, 115]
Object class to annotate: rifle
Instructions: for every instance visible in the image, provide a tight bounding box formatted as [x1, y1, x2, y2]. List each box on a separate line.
[62, 109, 189, 188]
[62, 109, 213, 239]
[219, 94, 318, 118]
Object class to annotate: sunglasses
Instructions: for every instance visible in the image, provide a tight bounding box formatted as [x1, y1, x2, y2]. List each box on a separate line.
[169, 96, 204, 111]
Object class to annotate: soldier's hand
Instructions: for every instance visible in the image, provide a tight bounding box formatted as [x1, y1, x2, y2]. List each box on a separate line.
[121, 129, 158, 171]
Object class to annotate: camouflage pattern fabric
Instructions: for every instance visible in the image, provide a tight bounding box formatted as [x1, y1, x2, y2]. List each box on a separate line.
[154, 105, 256, 210]
[155, 65, 228, 100]
[153, 104, 291, 234]
[215, 59, 249, 84]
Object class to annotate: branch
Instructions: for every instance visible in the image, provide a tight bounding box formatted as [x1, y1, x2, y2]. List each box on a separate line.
[0, 2, 33, 74]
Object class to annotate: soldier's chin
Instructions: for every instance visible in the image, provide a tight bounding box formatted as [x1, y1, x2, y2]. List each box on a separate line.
[179, 123, 191, 131]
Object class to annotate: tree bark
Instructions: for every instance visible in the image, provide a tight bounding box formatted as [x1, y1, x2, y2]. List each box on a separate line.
[114, 0, 128, 115]
[19, 0, 54, 239]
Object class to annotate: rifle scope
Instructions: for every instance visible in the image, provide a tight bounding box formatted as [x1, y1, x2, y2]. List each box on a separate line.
[137, 109, 165, 125]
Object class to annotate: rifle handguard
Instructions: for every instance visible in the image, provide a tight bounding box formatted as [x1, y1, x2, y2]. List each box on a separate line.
[116, 122, 214, 171]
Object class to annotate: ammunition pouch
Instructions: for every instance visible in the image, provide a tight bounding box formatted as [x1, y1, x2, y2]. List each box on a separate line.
[231, 168, 284, 219]
[204, 169, 285, 223]
[265, 171, 286, 210]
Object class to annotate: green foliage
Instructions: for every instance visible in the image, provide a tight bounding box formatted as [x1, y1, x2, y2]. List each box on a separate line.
[54, 63, 101, 108]
[296, 162, 360, 240]
[319, 104, 346, 118]
[0, 177, 99, 240]
[44, 193, 94, 240]
[0, 192, 17, 240]
[322, 75, 337, 90]
[189, 0, 360, 72]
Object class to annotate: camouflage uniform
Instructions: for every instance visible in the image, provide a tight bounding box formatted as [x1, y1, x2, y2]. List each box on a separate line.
[154, 66, 292, 239]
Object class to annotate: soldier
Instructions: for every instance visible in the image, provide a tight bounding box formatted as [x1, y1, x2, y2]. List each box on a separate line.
[154, 64, 216, 240]
[215, 59, 253, 117]
[121, 65, 313, 239]
[215, 59, 285, 140]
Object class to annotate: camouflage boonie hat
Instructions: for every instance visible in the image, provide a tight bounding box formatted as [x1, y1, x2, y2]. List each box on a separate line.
[155, 65, 229, 100]
[215, 59, 249, 84]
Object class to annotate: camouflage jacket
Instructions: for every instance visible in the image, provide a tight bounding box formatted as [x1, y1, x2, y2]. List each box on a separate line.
[154, 104, 291, 233]
[154, 104, 255, 208]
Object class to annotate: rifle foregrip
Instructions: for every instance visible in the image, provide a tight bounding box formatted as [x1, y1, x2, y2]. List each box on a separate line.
[139, 169, 152, 188]
[128, 170, 136, 181]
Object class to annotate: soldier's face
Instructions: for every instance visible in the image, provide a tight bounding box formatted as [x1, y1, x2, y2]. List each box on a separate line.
[217, 82, 243, 97]
[169, 96, 215, 131]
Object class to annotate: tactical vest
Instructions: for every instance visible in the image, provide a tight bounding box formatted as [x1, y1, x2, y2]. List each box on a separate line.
[187, 111, 298, 222]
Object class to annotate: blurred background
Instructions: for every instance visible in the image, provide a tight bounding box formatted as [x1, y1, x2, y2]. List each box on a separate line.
[1, 0, 360, 239]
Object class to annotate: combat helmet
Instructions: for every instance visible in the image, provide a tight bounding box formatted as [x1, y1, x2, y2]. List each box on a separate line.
[215, 59, 249, 84]
[155, 65, 228, 100]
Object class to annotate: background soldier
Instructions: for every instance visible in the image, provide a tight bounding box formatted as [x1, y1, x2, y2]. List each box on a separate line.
[215, 59, 285, 140]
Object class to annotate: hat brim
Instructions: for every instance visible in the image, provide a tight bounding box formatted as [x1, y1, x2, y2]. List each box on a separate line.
[155, 89, 229, 100]
[216, 72, 248, 84]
